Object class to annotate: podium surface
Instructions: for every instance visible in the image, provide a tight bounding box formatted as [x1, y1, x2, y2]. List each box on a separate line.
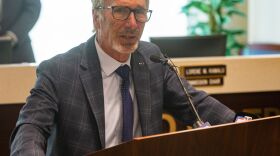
[90, 115, 280, 156]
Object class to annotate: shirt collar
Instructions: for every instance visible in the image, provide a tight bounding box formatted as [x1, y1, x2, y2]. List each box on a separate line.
[95, 37, 131, 77]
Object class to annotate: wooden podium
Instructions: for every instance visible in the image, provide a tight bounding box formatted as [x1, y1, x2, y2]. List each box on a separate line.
[88, 115, 280, 156]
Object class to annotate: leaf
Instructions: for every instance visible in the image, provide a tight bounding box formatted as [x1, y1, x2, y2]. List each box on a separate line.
[189, 22, 211, 35]
[223, 29, 246, 35]
[182, 1, 211, 14]
[225, 7, 246, 16]
[210, 0, 222, 10]
[231, 0, 244, 4]
[221, 0, 234, 7]
[221, 15, 231, 25]
[213, 12, 222, 29]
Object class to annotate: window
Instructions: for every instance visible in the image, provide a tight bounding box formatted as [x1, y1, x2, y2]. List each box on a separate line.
[31, 0, 187, 63]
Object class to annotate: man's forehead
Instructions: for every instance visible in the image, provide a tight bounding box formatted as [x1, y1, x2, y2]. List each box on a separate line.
[105, 0, 148, 7]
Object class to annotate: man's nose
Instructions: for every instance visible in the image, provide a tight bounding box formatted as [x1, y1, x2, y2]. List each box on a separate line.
[126, 12, 138, 28]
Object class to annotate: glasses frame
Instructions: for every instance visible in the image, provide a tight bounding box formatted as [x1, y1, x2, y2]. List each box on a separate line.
[96, 6, 152, 23]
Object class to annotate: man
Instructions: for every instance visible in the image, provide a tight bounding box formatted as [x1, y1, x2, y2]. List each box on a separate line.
[10, 0, 235, 155]
[0, 0, 41, 63]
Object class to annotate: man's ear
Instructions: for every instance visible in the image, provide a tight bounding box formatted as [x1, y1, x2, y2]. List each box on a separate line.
[93, 10, 101, 29]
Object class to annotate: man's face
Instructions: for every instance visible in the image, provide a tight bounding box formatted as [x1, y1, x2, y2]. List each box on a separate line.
[93, 0, 148, 59]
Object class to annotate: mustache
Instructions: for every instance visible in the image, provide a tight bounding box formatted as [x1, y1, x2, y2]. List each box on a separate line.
[119, 28, 140, 35]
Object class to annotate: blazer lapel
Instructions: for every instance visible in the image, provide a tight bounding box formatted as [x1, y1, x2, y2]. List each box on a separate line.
[131, 51, 152, 136]
[79, 37, 105, 148]
[78, 37, 153, 146]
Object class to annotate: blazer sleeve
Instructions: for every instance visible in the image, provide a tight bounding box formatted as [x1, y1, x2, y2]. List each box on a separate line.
[162, 59, 236, 126]
[10, 0, 41, 44]
[10, 58, 60, 156]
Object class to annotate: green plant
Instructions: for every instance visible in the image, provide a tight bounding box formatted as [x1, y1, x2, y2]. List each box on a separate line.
[182, 0, 246, 55]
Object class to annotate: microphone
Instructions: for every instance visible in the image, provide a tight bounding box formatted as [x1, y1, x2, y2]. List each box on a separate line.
[150, 54, 210, 128]
[150, 55, 168, 65]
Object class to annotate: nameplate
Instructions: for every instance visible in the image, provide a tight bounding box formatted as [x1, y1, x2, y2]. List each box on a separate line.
[179, 65, 226, 86]
[184, 65, 226, 77]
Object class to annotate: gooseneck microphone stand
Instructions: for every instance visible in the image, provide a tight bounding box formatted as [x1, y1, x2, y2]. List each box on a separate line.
[150, 54, 210, 128]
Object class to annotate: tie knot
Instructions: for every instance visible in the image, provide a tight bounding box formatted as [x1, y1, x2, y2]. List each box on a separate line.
[116, 65, 130, 81]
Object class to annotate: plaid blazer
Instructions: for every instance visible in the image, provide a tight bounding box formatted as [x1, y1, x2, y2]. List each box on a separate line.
[10, 36, 235, 156]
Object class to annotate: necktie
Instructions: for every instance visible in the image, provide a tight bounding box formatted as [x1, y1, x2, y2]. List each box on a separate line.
[115, 65, 133, 142]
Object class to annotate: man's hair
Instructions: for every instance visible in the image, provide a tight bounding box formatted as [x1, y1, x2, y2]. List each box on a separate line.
[91, 0, 149, 9]
[91, 0, 104, 9]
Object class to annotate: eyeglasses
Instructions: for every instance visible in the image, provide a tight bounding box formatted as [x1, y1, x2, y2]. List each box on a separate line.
[96, 6, 152, 23]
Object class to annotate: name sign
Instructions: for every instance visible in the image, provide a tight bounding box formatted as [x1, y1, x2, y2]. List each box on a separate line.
[180, 65, 226, 86]
[184, 65, 226, 77]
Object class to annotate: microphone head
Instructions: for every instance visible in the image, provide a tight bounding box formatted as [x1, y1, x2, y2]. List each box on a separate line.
[150, 55, 168, 64]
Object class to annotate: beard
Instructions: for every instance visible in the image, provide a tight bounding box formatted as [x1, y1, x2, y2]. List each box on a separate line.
[112, 40, 138, 54]
[112, 28, 141, 54]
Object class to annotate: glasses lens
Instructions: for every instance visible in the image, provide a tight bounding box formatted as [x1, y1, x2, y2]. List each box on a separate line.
[111, 6, 152, 22]
[112, 6, 130, 20]
[134, 9, 149, 22]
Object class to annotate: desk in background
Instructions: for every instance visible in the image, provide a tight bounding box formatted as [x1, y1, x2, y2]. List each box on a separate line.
[1, 55, 280, 155]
